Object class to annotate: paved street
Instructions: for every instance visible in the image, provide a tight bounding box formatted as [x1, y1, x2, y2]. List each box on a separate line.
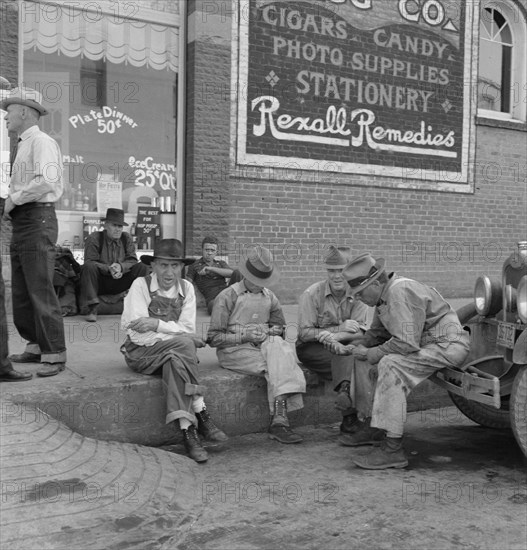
[1, 400, 526, 550]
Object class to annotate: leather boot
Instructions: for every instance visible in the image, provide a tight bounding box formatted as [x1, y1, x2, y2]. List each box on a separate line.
[353, 437, 408, 470]
[182, 425, 208, 463]
[340, 412, 363, 434]
[334, 381, 353, 411]
[339, 417, 385, 446]
[268, 398, 303, 444]
[196, 408, 229, 443]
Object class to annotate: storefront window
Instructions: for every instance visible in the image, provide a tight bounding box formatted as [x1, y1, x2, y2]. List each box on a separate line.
[21, 0, 182, 243]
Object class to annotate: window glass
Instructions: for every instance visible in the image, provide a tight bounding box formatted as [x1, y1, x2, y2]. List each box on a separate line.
[22, 1, 179, 219]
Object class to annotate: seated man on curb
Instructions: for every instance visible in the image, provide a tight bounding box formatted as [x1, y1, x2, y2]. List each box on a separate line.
[207, 245, 306, 444]
[329, 253, 470, 470]
[120, 239, 228, 463]
[80, 208, 148, 322]
[185, 236, 234, 314]
[296, 245, 372, 436]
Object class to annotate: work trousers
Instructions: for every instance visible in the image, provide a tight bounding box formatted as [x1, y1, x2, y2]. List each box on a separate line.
[371, 338, 470, 436]
[218, 336, 306, 414]
[296, 341, 376, 418]
[80, 261, 148, 308]
[10, 204, 66, 363]
[0, 198, 13, 373]
[121, 336, 204, 425]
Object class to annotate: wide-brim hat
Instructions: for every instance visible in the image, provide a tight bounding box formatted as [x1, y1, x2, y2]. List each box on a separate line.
[141, 238, 194, 266]
[0, 87, 48, 115]
[102, 208, 128, 226]
[343, 253, 386, 294]
[238, 245, 280, 286]
[324, 245, 351, 270]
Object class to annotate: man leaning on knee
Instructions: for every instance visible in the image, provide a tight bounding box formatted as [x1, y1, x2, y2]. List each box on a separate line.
[329, 253, 470, 470]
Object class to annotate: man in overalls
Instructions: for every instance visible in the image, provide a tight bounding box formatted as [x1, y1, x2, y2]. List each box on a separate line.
[120, 239, 228, 463]
[207, 245, 306, 444]
[329, 253, 470, 469]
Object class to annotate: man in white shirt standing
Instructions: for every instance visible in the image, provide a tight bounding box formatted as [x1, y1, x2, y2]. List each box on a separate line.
[120, 239, 228, 463]
[1, 87, 66, 377]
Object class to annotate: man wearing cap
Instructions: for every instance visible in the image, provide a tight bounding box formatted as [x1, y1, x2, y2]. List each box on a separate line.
[121, 239, 228, 463]
[207, 245, 306, 444]
[1, 87, 66, 377]
[296, 245, 372, 435]
[80, 207, 148, 322]
[330, 253, 470, 469]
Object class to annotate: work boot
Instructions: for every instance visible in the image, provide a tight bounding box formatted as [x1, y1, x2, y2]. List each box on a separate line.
[334, 381, 353, 411]
[36, 363, 66, 377]
[8, 351, 41, 363]
[340, 412, 363, 435]
[353, 437, 409, 470]
[182, 424, 209, 463]
[268, 398, 303, 444]
[196, 408, 229, 443]
[85, 304, 98, 322]
[339, 418, 385, 446]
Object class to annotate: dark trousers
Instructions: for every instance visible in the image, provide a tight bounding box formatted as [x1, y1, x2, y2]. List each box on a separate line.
[10, 204, 66, 362]
[296, 341, 350, 390]
[1, 199, 13, 373]
[80, 261, 148, 308]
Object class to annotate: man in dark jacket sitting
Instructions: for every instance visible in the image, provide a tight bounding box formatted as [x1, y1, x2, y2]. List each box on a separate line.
[79, 208, 148, 322]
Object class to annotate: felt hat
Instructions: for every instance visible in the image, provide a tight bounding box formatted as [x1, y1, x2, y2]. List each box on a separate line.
[0, 87, 49, 115]
[238, 245, 280, 287]
[343, 253, 386, 294]
[141, 238, 195, 266]
[324, 246, 351, 269]
[103, 208, 128, 226]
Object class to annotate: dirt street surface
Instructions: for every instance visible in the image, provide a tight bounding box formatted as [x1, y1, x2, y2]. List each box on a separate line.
[2, 404, 526, 550]
[166, 410, 527, 550]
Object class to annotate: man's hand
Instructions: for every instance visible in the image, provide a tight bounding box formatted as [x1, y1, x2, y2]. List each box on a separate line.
[198, 266, 212, 276]
[339, 319, 361, 333]
[128, 317, 159, 333]
[351, 344, 369, 361]
[3, 197, 15, 218]
[317, 330, 335, 345]
[109, 262, 123, 279]
[327, 341, 355, 355]
[268, 325, 283, 336]
[242, 324, 268, 344]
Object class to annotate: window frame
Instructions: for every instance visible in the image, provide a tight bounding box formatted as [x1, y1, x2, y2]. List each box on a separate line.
[477, 0, 527, 123]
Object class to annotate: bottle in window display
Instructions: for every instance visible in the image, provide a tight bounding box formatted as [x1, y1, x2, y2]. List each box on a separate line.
[74, 184, 83, 211]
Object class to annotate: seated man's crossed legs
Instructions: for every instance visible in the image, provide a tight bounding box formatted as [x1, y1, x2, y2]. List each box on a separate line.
[80, 261, 148, 321]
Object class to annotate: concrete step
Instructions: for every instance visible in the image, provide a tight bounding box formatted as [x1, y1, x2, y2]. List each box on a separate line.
[2, 305, 460, 447]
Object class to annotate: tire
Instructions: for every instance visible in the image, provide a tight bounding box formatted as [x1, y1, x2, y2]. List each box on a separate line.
[510, 366, 527, 457]
[449, 392, 511, 429]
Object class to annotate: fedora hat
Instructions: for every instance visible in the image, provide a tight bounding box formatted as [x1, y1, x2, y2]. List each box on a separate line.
[324, 245, 351, 269]
[103, 208, 128, 226]
[238, 245, 280, 286]
[0, 87, 48, 116]
[343, 253, 386, 294]
[141, 239, 194, 266]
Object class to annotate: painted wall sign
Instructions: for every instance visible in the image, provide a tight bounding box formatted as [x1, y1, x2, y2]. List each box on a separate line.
[235, 0, 476, 189]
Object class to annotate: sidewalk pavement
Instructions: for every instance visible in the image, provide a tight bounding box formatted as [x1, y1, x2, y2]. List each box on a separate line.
[1, 299, 470, 446]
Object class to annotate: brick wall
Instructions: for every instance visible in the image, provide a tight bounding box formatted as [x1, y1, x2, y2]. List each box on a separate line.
[186, 0, 527, 303]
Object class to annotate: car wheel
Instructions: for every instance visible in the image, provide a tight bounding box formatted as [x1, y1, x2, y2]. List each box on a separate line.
[449, 392, 511, 429]
[510, 366, 527, 457]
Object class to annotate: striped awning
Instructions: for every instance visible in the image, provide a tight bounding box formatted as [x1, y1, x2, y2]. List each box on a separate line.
[22, 0, 179, 72]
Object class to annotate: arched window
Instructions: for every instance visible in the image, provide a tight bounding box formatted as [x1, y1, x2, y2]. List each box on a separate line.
[478, 1, 527, 121]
